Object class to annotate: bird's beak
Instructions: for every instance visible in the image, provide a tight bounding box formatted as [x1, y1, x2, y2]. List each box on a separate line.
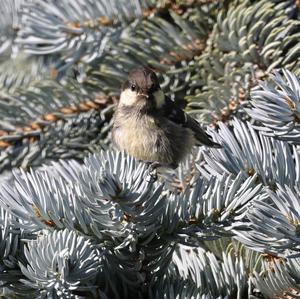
[138, 93, 149, 98]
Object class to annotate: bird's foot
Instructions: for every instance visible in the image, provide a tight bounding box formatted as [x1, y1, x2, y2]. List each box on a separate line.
[145, 161, 159, 181]
[148, 161, 162, 172]
[145, 161, 178, 182]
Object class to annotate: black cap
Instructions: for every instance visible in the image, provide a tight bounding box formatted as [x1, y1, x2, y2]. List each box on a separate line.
[127, 67, 159, 93]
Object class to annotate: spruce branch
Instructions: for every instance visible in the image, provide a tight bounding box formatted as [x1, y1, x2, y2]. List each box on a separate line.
[0, 149, 274, 296]
[0, 0, 57, 92]
[251, 256, 300, 298]
[247, 69, 300, 143]
[0, 0, 24, 58]
[208, 0, 300, 74]
[169, 239, 300, 298]
[164, 173, 263, 244]
[0, 81, 110, 131]
[169, 243, 248, 297]
[15, 0, 150, 75]
[199, 118, 299, 188]
[0, 81, 114, 172]
[187, 0, 300, 123]
[0, 151, 162, 235]
[0, 151, 176, 296]
[0, 54, 54, 92]
[235, 184, 300, 256]
[19, 229, 102, 298]
[0, 207, 25, 293]
[150, 275, 202, 299]
[0, 109, 112, 173]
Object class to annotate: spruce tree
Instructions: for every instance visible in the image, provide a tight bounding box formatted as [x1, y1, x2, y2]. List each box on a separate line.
[0, 0, 300, 298]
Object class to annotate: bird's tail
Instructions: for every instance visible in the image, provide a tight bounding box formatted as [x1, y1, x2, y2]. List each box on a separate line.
[195, 130, 222, 148]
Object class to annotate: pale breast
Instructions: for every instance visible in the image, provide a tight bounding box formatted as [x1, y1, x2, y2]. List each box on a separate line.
[112, 110, 196, 164]
[113, 115, 162, 162]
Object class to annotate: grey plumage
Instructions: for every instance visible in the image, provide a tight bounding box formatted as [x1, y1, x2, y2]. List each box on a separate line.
[112, 67, 221, 168]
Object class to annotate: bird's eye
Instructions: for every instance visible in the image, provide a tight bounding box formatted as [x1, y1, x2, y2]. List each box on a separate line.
[130, 84, 136, 92]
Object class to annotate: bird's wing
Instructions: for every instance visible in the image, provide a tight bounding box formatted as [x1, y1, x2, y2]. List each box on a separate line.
[162, 96, 221, 148]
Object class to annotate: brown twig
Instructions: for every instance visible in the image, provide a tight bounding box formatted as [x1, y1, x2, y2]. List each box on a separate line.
[0, 95, 116, 149]
[32, 204, 56, 228]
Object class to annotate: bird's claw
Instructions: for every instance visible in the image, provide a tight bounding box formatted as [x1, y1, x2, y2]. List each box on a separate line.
[145, 161, 178, 182]
[145, 161, 161, 182]
[148, 161, 161, 172]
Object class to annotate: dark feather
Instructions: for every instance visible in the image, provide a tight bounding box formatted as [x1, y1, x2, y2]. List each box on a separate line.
[162, 96, 222, 148]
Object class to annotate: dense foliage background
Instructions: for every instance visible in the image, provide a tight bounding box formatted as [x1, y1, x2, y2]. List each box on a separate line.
[0, 0, 300, 298]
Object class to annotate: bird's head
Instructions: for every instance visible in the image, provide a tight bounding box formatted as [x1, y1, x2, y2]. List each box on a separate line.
[119, 67, 165, 110]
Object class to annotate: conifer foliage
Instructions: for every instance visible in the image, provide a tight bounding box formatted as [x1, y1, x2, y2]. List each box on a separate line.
[0, 0, 300, 298]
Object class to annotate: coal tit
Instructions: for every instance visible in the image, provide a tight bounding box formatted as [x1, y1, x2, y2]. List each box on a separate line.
[112, 67, 221, 170]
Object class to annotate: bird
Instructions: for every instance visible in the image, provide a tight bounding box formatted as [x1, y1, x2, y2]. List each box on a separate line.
[112, 66, 221, 171]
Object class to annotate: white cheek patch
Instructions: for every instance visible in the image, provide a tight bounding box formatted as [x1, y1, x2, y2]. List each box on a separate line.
[153, 90, 165, 108]
[119, 89, 139, 106]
